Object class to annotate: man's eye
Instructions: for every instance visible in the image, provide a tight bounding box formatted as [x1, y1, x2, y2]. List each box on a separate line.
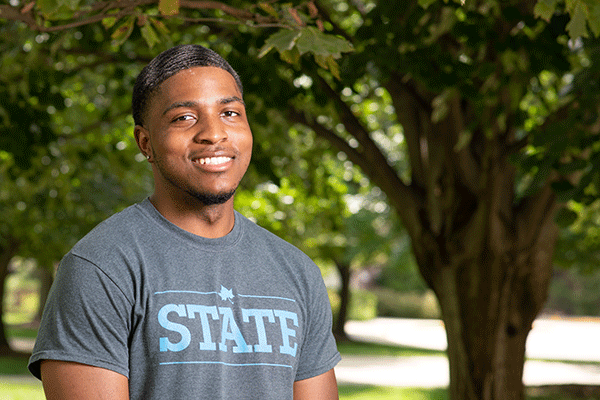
[172, 115, 194, 122]
[223, 111, 239, 117]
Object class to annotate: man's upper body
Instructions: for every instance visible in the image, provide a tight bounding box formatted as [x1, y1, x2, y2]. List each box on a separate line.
[28, 44, 340, 399]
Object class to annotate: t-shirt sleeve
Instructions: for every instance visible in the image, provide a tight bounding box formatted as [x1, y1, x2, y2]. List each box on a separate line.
[28, 252, 132, 379]
[294, 266, 341, 381]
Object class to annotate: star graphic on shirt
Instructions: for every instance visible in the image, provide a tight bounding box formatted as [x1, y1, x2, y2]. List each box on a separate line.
[218, 285, 234, 303]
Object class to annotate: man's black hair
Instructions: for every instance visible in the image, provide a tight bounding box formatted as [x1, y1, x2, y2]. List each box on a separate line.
[132, 44, 243, 127]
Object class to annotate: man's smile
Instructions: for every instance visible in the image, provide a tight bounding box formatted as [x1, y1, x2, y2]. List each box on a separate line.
[194, 156, 232, 165]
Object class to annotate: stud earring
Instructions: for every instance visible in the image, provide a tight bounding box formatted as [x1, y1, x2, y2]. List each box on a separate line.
[145, 154, 150, 160]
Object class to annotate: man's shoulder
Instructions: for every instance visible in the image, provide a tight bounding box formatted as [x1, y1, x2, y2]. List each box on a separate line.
[236, 211, 314, 263]
[70, 201, 149, 256]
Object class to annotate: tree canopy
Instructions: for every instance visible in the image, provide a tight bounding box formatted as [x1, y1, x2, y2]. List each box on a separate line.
[2, 1, 600, 399]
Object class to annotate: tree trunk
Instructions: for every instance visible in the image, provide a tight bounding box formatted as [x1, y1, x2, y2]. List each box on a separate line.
[0, 237, 20, 355]
[409, 173, 558, 400]
[34, 265, 54, 323]
[333, 261, 351, 341]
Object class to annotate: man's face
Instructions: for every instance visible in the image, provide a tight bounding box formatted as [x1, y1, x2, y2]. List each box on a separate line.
[136, 66, 253, 206]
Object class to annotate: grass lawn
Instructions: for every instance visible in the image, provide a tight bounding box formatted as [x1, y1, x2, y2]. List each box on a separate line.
[1, 378, 45, 400]
[336, 340, 444, 357]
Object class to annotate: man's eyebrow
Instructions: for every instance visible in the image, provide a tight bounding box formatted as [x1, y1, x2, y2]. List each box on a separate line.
[162, 97, 245, 115]
[220, 96, 245, 106]
[162, 101, 197, 115]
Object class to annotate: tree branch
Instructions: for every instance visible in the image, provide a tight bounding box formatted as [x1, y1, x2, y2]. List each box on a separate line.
[0, 1, 277, 32]
[384, 72, 429, 187]
[287, 107, 367, 175]
[447, 94, 480, 194]
[288, 101, 424, 244]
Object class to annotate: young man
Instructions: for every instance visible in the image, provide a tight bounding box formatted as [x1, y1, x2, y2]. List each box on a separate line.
[28, 44, 341, 399]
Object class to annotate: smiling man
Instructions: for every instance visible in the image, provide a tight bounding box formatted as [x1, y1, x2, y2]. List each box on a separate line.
[28, 44, 341, 400]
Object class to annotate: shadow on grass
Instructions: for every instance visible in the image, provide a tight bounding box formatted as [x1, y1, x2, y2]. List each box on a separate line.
[0, 355, 31, 375]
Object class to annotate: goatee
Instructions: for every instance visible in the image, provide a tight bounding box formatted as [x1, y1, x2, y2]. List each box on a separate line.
[193, 189, 236, 206]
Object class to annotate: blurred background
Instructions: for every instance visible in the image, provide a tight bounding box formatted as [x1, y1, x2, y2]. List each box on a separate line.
[1, 1, 600, 399]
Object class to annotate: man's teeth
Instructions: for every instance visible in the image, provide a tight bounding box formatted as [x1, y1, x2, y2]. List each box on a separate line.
[197, 157, 231, 165]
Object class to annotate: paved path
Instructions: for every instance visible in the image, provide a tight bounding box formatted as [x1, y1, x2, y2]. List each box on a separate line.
[335, 317, 600, 387]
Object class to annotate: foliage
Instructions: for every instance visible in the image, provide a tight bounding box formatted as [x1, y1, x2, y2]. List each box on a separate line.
[554, 199, 600, 273]
[373, 288, 441, 320]
[329, 289, 378, 321]
[544, 267, 600, 316]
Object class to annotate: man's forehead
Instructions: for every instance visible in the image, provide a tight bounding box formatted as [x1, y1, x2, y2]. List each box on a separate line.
[150, 67, 242, 107]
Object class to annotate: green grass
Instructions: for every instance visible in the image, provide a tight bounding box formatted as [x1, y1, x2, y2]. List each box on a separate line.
[339, 385, 448, 399]
[0, 357, 30, 375]
[6, 326, 38, 340]
[337, 340, 444, 357]
[0, 379, 44, 400]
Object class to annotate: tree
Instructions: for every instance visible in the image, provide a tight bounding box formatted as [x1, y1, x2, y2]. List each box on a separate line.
[2, 1, 600, 399]
[0, 28, 152, 353]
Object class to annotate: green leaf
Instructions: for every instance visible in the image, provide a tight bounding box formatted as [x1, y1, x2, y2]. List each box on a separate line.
[37, 0, 83, 19]
[141, 23, 160, 49]
[102, 16, 118, 29]
[296, 27, 353, 58]
[587, 3, 600, 36]
[36, 0, 62, 17]
[102, 9, 121, 29]
[258, 29, 302, 58]
[159, 0, 180, 16]
[111, 16, 135, 46]
[259, 2, 279, 19]
[151, 18, 171, 35]
[326, 56, 341, 80]
[315, 54, 341, 79]
[565, 1, 590, 38]
[534, 0, 560, 21]
[279, 47, 301, 64]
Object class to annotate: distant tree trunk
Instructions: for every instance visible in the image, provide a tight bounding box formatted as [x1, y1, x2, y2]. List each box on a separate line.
[0, 237, 20, 355]
[35, 266, 54, 323]
[333, 261, 351, 341]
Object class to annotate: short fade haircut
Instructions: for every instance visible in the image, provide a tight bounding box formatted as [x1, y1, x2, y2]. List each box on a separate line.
[132, 44, 243, 127]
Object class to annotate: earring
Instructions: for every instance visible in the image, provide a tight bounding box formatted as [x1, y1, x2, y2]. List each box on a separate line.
[145, 154, 150, 160]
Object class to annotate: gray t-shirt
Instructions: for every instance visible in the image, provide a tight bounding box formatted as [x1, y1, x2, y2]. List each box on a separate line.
[29, 199, 340, 399]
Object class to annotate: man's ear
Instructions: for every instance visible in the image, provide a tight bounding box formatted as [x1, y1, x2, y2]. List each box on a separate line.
[134, 125, 152, 161]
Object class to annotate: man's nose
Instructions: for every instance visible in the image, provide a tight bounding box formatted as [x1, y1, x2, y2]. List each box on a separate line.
[193, 116, 228, 144]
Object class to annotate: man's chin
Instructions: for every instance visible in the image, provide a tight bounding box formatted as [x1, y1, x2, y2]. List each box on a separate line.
[192, 189, 236, 206]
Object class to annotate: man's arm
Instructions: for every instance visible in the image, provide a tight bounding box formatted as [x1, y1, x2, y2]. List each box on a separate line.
[40, 360, 129, 400]
[293, 368, 339, 400]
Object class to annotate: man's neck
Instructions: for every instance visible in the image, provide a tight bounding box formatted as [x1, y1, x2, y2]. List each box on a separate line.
[148, 194, 235, 239]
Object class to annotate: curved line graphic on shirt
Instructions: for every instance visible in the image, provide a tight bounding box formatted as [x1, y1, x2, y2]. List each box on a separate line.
[153, 286, 296, 303]
[159, 360, 293, 369]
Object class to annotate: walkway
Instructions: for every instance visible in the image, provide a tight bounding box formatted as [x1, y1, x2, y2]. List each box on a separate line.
[335, 317, 600, 387]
